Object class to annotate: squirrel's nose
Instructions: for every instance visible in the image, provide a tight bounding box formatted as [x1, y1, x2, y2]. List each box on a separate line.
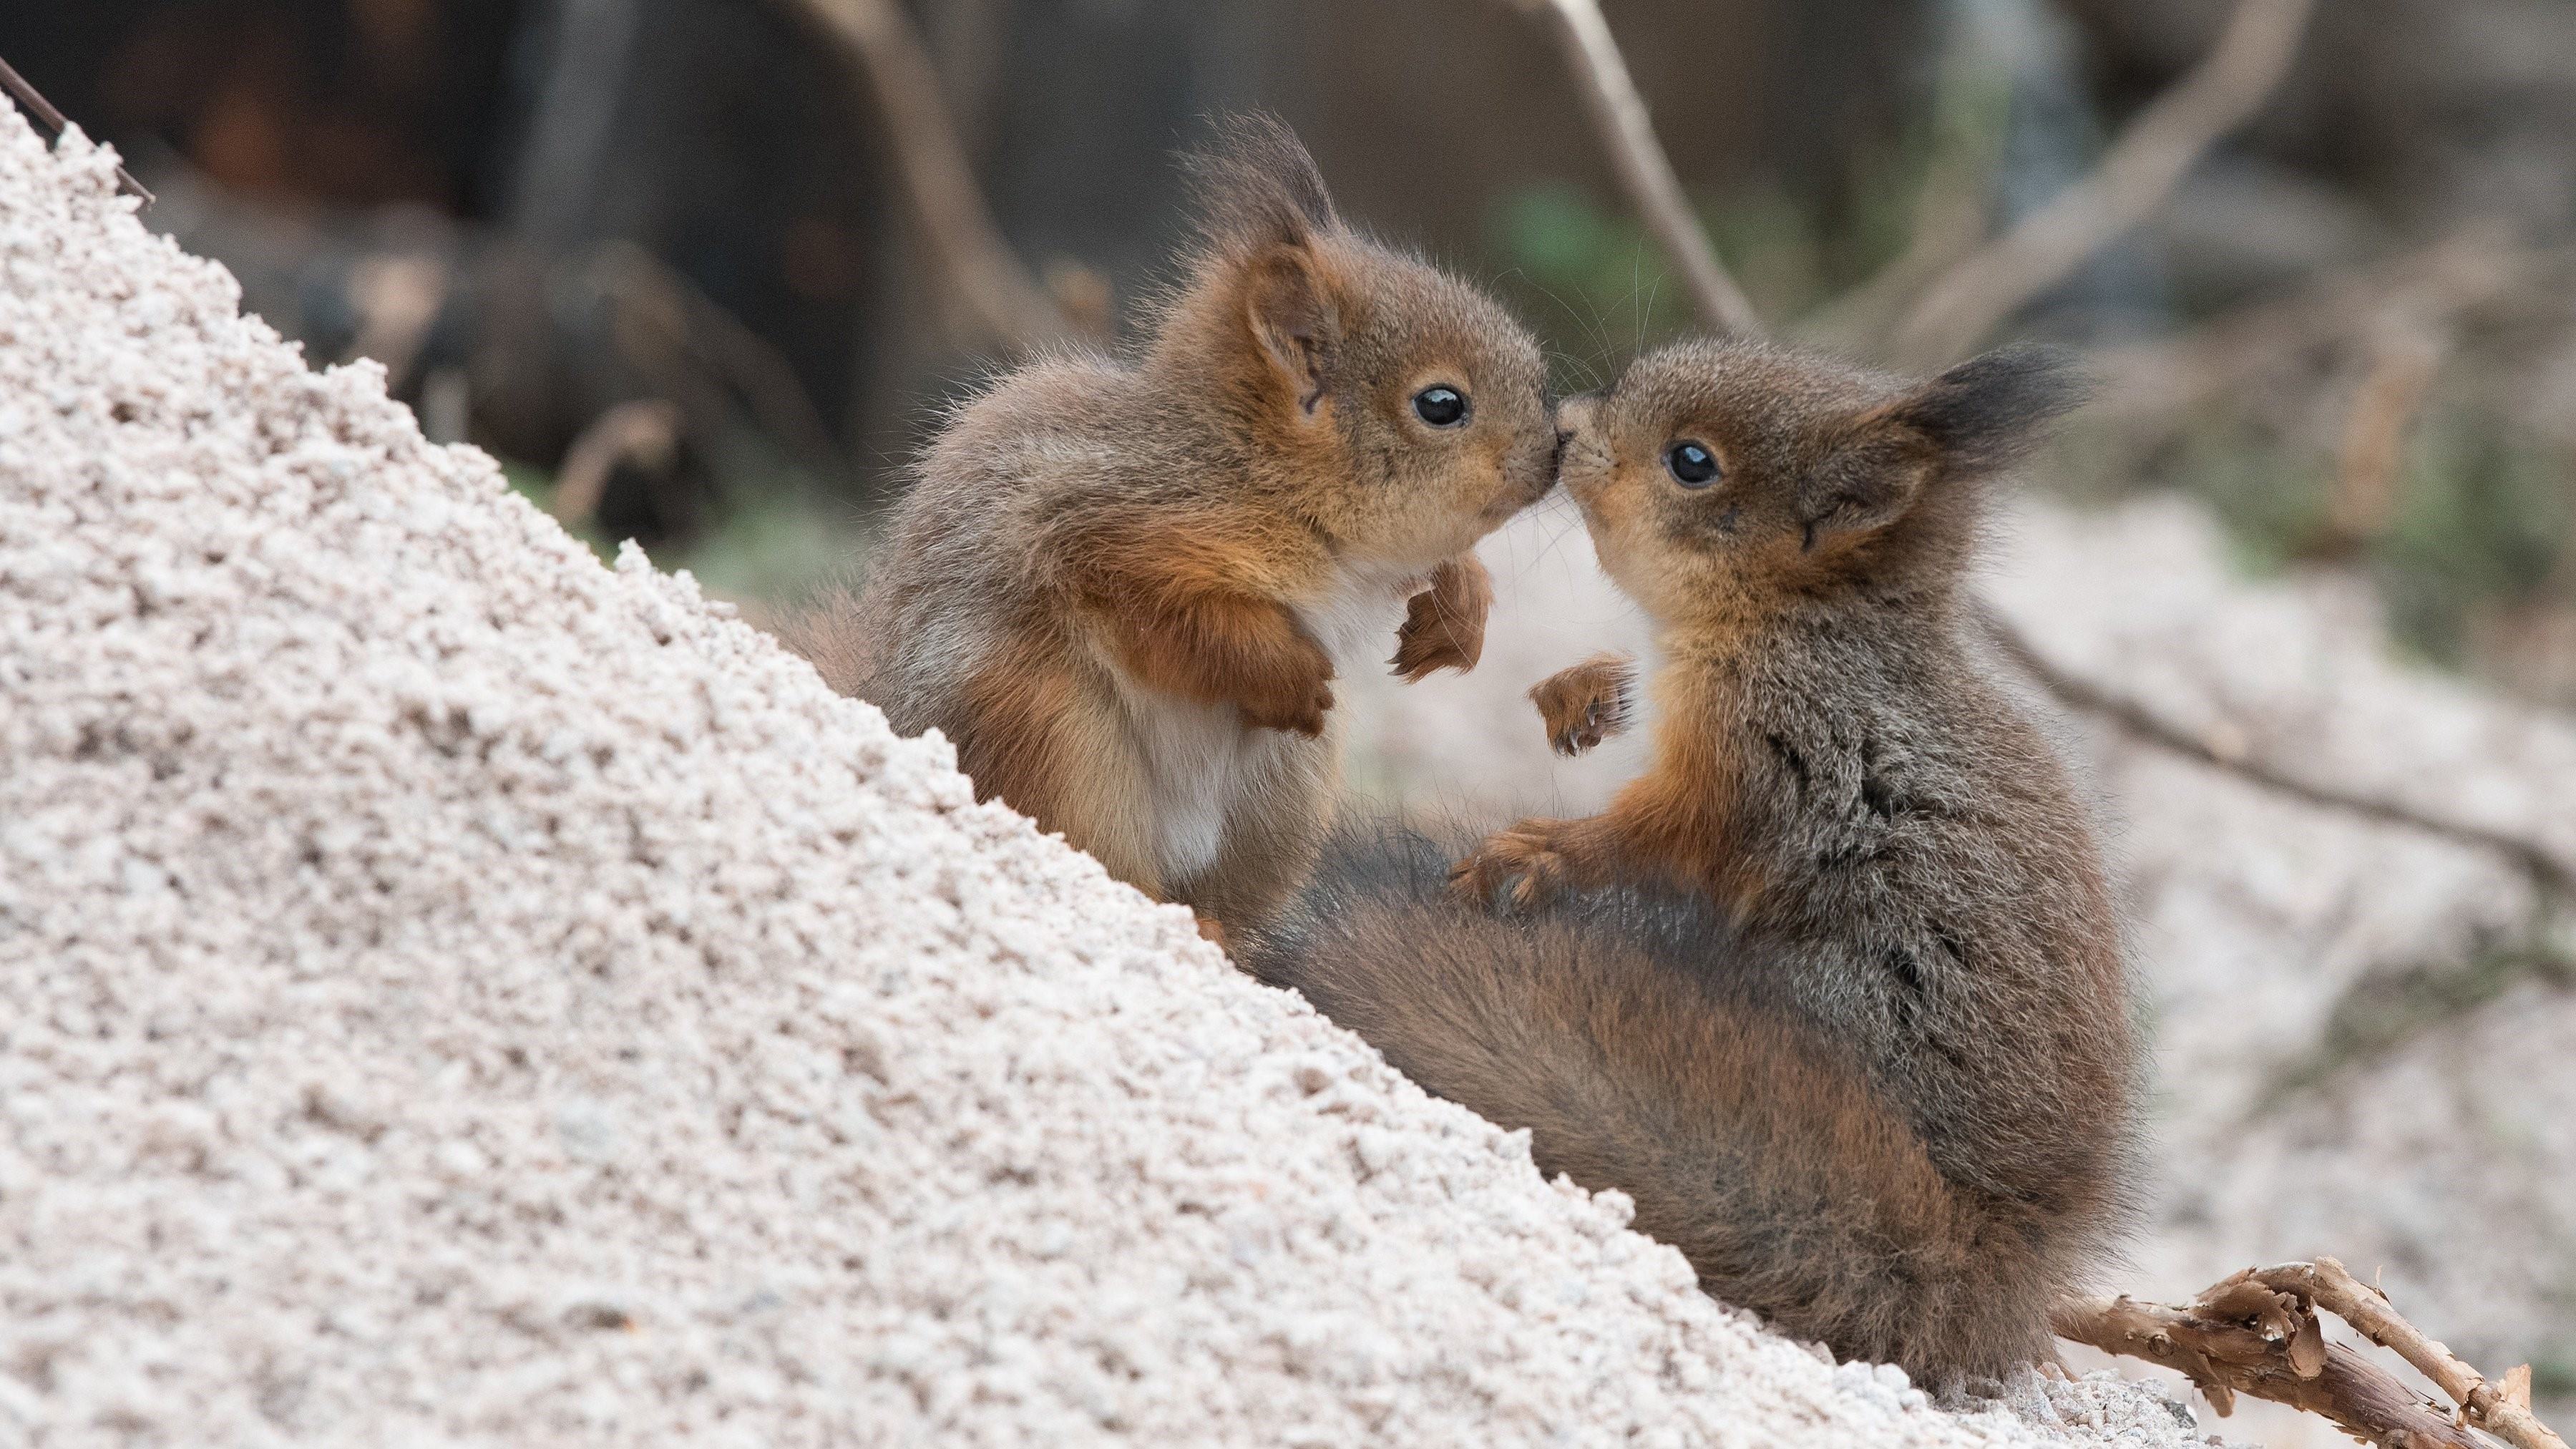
[1555, 392, 1602, 438]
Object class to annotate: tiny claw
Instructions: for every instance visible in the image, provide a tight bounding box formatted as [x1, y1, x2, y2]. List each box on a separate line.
[1553, 701, 1610, 756]
[1529, 651, 1634, 758]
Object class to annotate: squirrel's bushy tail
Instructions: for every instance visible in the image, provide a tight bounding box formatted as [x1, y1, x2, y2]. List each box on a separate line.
[1242, 822, 2078, 1387]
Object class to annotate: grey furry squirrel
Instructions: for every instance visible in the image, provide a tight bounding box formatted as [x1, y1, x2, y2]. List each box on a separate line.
[1246, 338, 2140, 1387]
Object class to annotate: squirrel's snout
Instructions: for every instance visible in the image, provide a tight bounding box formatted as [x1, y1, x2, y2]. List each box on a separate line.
[1554, 391, 1603, 439]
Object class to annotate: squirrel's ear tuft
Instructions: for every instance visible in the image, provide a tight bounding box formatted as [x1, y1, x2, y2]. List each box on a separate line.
[1886, 343, 2090, 474]
[1182, 113, 1339, 255]
[1242, 245, 1338, 415]
[1799, 346, 2087, 547]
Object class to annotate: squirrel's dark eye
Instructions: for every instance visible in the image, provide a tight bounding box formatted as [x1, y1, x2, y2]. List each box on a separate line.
[1667, 440, 1721, 487]
[1413, 386, 1470, 428]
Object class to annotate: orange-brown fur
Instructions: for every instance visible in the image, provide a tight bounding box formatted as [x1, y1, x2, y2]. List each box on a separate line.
[1259, 340, 2138, 1387]
[776, 117, 1554, 931]
[1065, 516, 1342, 736]
[1391, 555, 1494, 683]
[1528, 650, 1634, 756]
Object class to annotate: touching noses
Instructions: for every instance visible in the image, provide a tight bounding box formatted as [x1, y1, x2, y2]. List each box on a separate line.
[1553, 391, 1603, 441]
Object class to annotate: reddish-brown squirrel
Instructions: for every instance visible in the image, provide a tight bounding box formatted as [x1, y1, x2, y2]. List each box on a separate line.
[779, 117, 1554, 938]
[1245, 339, 2138, 1387]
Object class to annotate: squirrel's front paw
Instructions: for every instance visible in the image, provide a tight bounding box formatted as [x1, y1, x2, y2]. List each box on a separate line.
[1389, 557, 1492, 682]
[1241, 649, 1336, 736]
[1530, 652, 1635, 756]
[1448, 819, 1576, 912]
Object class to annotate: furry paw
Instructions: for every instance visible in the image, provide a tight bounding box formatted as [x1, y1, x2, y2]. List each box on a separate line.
[1529, 652, 1635, 756]
[1448, 819, 1578, 912]
[1388, 556, 1493, 682]
[1241, 644, 1335, 737]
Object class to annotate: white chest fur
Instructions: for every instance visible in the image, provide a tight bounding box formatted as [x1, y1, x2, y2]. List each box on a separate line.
[1115, 561, 1420, 887]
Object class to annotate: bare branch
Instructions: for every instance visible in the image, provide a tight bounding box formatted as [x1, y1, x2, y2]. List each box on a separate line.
[1891, 0, 2316, 367]
[1981, 605, 2576, 900]
[1502, 0, 1764, 338]
[0, 53, 153, 205]
[782, 0, 1078, 351]
[2053, 1290, 2482, 1448]
[586, 242, 844, 468]
[2074, 1262, 2575, 1449]
[552, 399, 683, 528]
[2088, 226, 2529, 426]
[2256, 1259, 2572, 1449]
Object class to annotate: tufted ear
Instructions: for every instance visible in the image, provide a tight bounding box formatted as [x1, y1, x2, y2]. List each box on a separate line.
[1883, 343, 2089, 474]
[1241, 245, 1338, 415]
[1797, 344, 2088, 549]
[1181, 113, 1339, 257]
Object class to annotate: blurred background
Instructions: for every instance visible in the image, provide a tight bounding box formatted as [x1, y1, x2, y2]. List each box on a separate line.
[8, 2, 2576, 1442]
[6, 0, 2575, 701]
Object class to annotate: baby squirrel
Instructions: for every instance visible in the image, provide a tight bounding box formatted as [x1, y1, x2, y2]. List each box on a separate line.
[1247, 339, 2137, 1385]
[779, 117, 1553, 937]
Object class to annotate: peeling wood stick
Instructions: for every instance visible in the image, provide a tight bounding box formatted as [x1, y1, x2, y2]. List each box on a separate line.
[0, 54, 152, 205]
[1892, 0, 2316, 367]
[784, 0, 1076, 350]
[1501, 0, 1764, 339]
[1980, 605, 2576, 900]
[2053, 1293, 2482, 1448]
[2255, 1259, 2572, 1449]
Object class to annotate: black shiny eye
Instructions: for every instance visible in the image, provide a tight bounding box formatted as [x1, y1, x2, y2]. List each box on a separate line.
[1667, 440, 1721, 487]
[1413, 386, 1469, 428]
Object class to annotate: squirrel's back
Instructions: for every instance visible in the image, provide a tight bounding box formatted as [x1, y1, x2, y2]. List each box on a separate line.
[1245, 821, 2129, 1386]
[775, 351, 1165, 733]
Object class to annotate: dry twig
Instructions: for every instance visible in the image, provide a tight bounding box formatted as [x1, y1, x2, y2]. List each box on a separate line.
[2054, 1289, 2479, 1447]
[782, 0, 1078, 350]
[585, 242, 844, 468]
[2088, 226, 2530, 431]
[2261, 1259, 2572, 1449]
[1981, 608, 2576, 899]
[552, 399, 684, 528]
[1501, 0, 1763, 338]
[1890, 0, 2316, 367]
[0, 53, 153, 205]
[2059, 1259, 2572, 1449]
